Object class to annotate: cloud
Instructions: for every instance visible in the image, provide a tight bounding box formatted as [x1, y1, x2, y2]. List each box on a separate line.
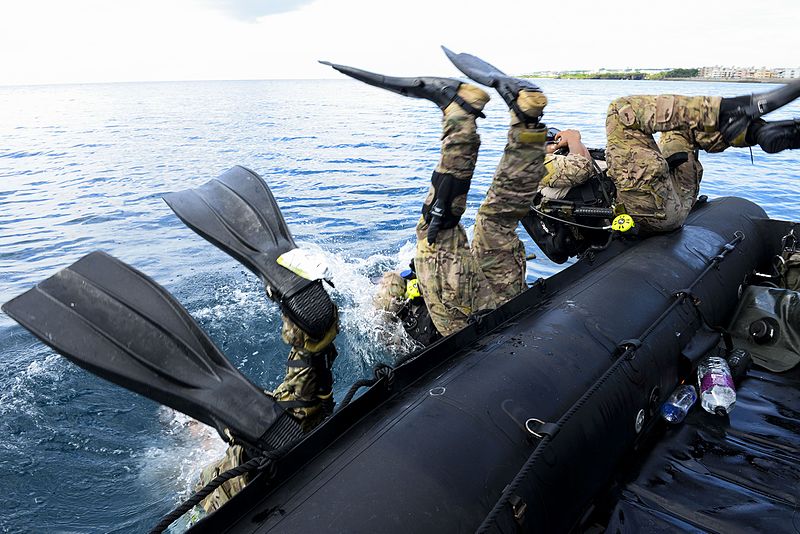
[203, 0, 317, 20]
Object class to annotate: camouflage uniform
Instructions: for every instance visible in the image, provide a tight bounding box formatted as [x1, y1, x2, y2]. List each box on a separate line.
[605, 95, 749, 232]
[538, 152, 595, 200]
[373, 271, 407, 316]
[196, 311, 338, 513]
[414, 92, 547, 336]
[195, 443, 249, 514]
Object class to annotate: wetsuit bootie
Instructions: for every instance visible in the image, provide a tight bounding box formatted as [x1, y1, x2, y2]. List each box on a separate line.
[718, 79, 800, 144]
[754, 119, 800, 153]
[319, 61, 485, 117]
[441, 46, 544, 126]
[443, 83, 490, 118]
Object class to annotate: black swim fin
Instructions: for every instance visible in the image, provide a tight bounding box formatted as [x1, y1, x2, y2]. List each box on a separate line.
[719, 79, 800, 143]
[163, 166, 336, 339]
[319, 60, 484, 117]
[1, 251, 303, 452]
[441, 46, 542, 124]
[755, 118, 800, 153]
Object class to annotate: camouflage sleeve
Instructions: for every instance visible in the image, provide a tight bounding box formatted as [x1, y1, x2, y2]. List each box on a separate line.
[540, 153, 594, 189]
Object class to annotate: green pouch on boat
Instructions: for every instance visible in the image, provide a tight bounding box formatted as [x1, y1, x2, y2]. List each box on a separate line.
[728, 285, 800, 372]
[783, 251, 800, 291]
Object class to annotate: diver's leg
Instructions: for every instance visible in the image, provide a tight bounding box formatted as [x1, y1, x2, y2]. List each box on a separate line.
[471, 93, 548, 302]
[197, 313, 339, 513]
[605, 96, 724, 232]
[415, 85, 498, 336]
[272, 313, 339, 431]
[373, 271, 407, 316]
[608, 88, 800, 232]
[196, 444, 250, 514]
[658, 130, 708, 223]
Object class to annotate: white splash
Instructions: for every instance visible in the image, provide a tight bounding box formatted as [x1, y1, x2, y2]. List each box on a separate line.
[139, 407, 227, 500]
[298, 240, 422, 366]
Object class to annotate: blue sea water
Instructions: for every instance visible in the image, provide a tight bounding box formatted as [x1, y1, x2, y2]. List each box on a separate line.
[0, 78, 798, 533]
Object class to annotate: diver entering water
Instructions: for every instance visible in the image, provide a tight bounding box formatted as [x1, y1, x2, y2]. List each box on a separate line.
[522, 88, 800, 257]
[164, 166, 341, 512]
[373, 260, 442, 347]
[329, 48, 800, 336]
[325, 48, 549, 336]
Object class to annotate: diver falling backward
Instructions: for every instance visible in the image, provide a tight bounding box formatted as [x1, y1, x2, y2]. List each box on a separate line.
[323, 52, 549, 336]
[605, 86, 800, 233]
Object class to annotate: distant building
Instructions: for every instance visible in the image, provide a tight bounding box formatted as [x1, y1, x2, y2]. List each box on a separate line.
[699, 66, 800, 79]
[529, 66, 800, 80]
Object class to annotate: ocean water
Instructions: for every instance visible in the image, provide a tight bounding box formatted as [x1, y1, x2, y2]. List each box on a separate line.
[0, 78, 798, 533]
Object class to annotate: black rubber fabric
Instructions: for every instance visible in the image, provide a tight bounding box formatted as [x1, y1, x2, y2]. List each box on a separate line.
[606, 364, 800, 533]
[319, 61, 484, 116]
[163, 166, 337, 338]
[441, 46, 542, 125]
[719, 79, 800, 142]
[756, 119, 800, 153]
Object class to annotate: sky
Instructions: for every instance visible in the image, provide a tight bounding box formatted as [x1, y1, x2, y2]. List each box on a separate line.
[1, 0, 799, 85]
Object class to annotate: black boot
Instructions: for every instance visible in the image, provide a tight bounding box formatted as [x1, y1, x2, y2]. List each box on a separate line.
[755, 119, 800, 153]
[319, 61, 485, 117]
[718, 79, 800, 143]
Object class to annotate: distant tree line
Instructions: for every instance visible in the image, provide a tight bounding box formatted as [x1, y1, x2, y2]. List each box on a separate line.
[529, 68, 700, 80]
[647, 68, 700, 79]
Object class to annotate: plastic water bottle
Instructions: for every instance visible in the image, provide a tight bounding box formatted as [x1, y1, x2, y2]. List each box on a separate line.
[660, 384, 697, 424]
[697, 356, 737, 415]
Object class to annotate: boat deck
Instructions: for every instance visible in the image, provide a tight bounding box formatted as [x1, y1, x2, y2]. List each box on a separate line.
[605, 364, 800, 532]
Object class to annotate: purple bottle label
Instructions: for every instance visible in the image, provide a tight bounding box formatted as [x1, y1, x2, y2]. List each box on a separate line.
[700, 372, 734, 392]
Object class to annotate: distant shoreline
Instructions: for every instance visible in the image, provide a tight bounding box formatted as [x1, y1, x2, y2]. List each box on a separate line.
[664, 77, 782, 84]
[523, 76, 785, 84]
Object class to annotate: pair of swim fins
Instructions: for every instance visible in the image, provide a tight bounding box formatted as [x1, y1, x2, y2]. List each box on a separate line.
[321, 46, 543, 124]
[3, 166, 335, 452]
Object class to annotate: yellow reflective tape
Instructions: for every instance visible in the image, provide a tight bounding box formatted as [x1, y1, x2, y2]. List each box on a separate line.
[541, 160, 557, 187]
[518, 130, 547, 144]
[405, 279, 421, 300]
[276, 253, 313, 280]
[612, 214, 635, 232]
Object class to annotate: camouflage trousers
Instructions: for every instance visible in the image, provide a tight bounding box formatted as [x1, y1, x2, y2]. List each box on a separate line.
[196, 311, 338, 513]
[605, 94, 749, 233]
[415, 109, 546, 336]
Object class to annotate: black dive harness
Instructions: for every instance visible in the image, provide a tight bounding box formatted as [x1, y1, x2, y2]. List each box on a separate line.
[396, 264, 442, 347]
[278, 344, 338, 416]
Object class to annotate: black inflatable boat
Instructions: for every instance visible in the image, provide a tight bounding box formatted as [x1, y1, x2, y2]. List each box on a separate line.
[4, 183, 798, 533]
[187, 196, 797, 533]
